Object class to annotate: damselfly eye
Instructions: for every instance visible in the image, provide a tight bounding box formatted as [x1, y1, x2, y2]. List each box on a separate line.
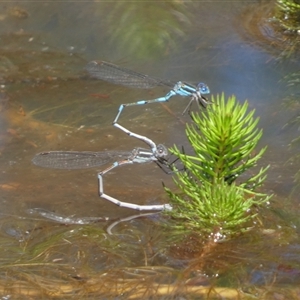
[197, 82, 210, 94]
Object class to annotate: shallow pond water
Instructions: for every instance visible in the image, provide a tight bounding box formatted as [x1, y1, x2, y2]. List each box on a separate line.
[0, 0, 300, 298]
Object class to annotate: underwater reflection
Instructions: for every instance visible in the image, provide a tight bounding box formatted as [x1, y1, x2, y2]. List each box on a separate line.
[99, 1, 193, 60]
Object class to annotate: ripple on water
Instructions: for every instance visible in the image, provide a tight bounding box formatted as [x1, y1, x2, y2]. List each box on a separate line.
[236, 2, 299, 56]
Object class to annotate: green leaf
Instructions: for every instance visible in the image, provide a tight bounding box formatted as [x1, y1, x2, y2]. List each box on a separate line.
[164, 94, 272, 238]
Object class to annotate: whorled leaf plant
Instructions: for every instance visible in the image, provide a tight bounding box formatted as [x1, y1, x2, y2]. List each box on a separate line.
[164, 94, 272, 239]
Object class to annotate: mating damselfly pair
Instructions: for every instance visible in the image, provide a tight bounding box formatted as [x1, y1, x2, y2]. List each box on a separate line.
[32, 61, 210, 212]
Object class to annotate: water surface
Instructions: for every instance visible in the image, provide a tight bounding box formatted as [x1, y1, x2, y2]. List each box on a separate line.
[0, 0, 299, 298]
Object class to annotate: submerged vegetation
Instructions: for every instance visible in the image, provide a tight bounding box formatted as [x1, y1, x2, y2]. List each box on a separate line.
[283, 71, 300, 190]
[275, 0, 300, 33]
[164, 94, 272, 238]
[274, 0, 300, 57]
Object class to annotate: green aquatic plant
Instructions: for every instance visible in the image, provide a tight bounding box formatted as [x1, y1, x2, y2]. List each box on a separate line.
[275, 0, 300, 33]
[164, 94, 271, 238]
[273, 0, 300, 58]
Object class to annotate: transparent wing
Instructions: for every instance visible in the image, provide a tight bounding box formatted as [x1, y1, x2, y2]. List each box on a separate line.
[32, 151, 131, 169]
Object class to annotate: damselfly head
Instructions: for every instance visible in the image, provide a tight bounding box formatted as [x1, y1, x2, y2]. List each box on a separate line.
[156, 144, 168, 158]
[197, 82, 210, 94]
